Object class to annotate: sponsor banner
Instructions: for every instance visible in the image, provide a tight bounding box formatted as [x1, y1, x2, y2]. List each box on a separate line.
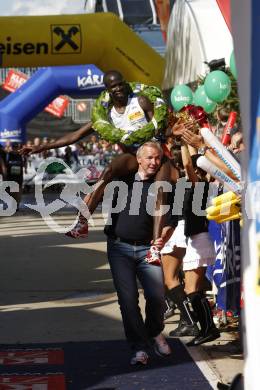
[2, 69, 27, 92]
[2, 70, 69, 118]
[45, 96, 69, 118]
[0, 349, 64, 365]
[0, 374, 65, 389]
[0, 128, 22, 143]
[209, 220, 241, 312]
[77, 68, 103, 89]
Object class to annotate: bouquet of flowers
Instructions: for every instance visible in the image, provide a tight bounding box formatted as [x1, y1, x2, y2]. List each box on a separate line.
[168, 105, 208, 136]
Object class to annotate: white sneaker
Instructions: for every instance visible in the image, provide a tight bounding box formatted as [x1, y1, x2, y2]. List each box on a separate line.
[130, 350, 149, 365]
[153, 333, 172, 357]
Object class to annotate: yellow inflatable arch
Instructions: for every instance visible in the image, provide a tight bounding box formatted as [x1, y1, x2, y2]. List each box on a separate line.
[0, 13, 165, 86]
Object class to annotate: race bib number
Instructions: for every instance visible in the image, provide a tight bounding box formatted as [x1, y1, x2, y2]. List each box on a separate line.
[128, 111, 146, 128]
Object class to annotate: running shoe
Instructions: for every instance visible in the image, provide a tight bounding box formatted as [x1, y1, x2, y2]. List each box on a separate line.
[65, 214, 89, 238]
[153, 333, 172, 356]
[145, 245, 161, 266]
[130, 350, 149, 366]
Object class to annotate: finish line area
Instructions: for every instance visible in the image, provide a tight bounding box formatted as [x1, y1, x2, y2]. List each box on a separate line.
[0, 200, 241, 390]
[0, 340, 214, 390]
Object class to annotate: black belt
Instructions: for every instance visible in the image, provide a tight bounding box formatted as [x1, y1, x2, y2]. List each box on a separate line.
[114, 237, 151, 246]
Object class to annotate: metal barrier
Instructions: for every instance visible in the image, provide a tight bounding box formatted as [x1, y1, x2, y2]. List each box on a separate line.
[0, 67, 38, 83]
[65, 99, 95, 123]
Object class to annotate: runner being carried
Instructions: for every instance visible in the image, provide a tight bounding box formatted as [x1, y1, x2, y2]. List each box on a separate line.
[20, 70, 179, 264]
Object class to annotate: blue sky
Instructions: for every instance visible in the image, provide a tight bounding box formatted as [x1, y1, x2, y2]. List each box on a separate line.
[0, 0, 86, 16]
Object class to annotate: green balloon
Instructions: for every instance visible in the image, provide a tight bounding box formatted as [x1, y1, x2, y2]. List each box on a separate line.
[193, 85, 217, 113]
[230, 51, 237, 79]
[170, 84, 193, 111]
[204, 70, 231, 103]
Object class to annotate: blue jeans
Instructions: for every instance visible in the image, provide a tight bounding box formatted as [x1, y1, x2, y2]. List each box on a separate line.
[107, 237, 165, 351]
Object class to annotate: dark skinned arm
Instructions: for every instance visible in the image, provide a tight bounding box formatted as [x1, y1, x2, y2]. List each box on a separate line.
[19, 121, 94, 156]
[138, 95, 154, 121]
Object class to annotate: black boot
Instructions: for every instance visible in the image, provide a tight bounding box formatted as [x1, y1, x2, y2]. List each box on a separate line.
[168, 285, 199, 337]
[169, 318, 199, 337]
[187, 291, 220, 346]
[164, 296, 176, 320]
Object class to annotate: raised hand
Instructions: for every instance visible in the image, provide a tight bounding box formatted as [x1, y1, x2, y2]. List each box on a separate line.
[171, 119, 186, 137]
[181, 128, 204, 148]
[171, 117, 198, 137]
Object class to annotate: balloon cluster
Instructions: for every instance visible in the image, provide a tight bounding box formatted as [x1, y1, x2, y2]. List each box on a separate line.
[170, 51, 237, 114]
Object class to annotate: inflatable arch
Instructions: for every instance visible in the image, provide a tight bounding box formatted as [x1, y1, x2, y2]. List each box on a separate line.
[0, 12, 165, 86]
[0, 65, 104, 144]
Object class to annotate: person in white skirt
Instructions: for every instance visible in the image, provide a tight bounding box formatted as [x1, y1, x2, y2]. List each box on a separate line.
[161, 146, 199, 336]
[180, 142, 220, 346]
[161, 217, 200, 337]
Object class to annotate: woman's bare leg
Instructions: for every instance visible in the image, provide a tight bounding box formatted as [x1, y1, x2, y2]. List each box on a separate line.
[184, 268, 206, 295]
[161, 248, 185, 290]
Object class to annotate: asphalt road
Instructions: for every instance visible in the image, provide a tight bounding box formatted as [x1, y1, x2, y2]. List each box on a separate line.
[0, 192, 243, 389]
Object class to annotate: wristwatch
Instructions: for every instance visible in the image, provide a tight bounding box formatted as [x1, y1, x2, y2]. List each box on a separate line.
[198, 146, 208, 155]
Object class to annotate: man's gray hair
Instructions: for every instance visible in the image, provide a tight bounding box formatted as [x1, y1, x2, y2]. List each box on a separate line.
[136, 141, 163, 158]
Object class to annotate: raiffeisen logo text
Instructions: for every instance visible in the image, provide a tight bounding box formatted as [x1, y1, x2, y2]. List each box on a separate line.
[0, 25, 82, 57]
[0, 36, 48, 55]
